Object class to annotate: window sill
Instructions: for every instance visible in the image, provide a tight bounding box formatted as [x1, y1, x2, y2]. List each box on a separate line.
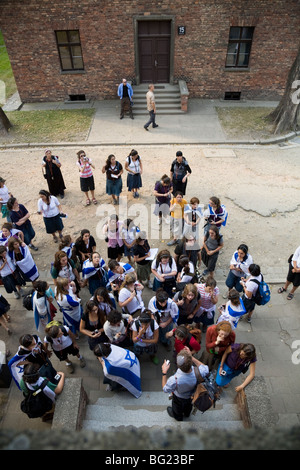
[60, 70, 86, 75]
[224, 67, 251, 72]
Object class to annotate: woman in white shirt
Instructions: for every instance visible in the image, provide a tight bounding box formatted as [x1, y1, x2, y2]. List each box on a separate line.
[240, 264, 263, 323]
[37, 190, 64, 243]
[118, 273, 145, 316]
[224, 244, 253, 298]
[278, 246, 300, 300]
[125, 149, 143, 199]
[151, 249, 177, 297]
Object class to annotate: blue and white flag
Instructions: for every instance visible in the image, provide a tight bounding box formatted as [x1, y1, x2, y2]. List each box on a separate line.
[8, 244, 39, 281]
[217, 298, 247, 329]
[8, 336, 43, 389]
[103, 344, 142, 398]
[55, 288, 82, 334]
[82, 258, 106, 280]
[107, 262, 135, 286]
[8, 348, 29, 389]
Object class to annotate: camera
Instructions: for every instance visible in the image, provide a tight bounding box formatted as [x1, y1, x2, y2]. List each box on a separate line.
[93, 329, 99, 335]
[220, 369, 227, 376]
[54, 373, 61, 381]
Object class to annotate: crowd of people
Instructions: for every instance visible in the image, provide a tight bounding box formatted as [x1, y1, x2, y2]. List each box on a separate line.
[1, 147, 297, 424]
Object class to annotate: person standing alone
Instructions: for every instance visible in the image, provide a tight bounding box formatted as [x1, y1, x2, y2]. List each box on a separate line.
[118, 78, 134, 120]
[144, 84, 159, 131]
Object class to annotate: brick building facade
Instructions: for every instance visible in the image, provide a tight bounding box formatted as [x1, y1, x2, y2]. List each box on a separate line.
[0, 0, 299, 103]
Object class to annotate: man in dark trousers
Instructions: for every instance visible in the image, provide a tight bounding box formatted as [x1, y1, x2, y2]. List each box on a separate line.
[117, 78, 134, 120]
[162, 348, 209, 421]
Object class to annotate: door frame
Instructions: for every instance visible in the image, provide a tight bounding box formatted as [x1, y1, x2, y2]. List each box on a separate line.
[133, 15, 175, 85]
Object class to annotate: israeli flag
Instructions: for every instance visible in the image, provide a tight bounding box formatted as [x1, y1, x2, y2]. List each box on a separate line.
[82, 258, 106, 280]
[102, 344, 142, 399]
[217, 298, 247, 329]
[8, 244, 39, 281]
[8, 345, 34, 389]
[107, 262, 135, 285]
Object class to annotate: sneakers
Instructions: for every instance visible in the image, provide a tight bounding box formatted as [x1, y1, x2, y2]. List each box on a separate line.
[163, 216, 170, 224]
[167, 239, 177, 246]
[66, 362, 74, 374]
[157, 217, 162, 225]
[148, 280, 153, 289]
[29, 244, 38, 251]
[144, 126, 149, 131]
[13, 291, 20, 299]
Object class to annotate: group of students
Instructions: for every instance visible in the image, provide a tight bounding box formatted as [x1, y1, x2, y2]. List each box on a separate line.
[1, 154, 291, 424]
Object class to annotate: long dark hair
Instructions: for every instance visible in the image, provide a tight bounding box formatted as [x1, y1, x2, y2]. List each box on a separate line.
[206, 225, 222, 243]
[39, 189, 51, 204]
[84, 300, 106, 327]
[105, 154, 117, 171]
[92, 287, 114, 307]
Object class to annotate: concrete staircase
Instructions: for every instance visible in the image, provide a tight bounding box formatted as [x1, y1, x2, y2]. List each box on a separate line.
[132, 83, 184, 115]
[82, 388, 244, 432]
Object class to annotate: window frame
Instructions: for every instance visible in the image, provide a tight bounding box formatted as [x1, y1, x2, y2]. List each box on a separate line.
[225, 26, 254, 69]
[55, 30, 84, 72]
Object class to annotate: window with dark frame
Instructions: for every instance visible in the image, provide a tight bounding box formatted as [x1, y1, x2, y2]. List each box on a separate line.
[55, 30, 84, 71]
[225, 26, 254, 68]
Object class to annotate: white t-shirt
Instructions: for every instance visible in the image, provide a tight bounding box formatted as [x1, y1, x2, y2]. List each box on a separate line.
[38, 196, 60, 218]
[245, 274, 262, 299]
[230, 252, 253, 277]
[118, 286, 144, 314]
[151, 258, 177, 279]
[0, 185, 10, 204]
[44, 325, 72, 351]
[292, 246, 300, 268]
[126, 156, 141, 174]
[178, 261, 195, 283]
[131, 318, 159, 347]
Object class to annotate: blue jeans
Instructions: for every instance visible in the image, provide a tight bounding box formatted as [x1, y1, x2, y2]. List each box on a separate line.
[144, 110, 157, 128]
[225, 270, 243, 292]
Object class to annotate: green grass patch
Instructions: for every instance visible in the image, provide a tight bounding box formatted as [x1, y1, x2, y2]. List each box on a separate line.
[215, 107, 277, 140]
[2, 108, 95, 143]
[0, 31, 18, 105]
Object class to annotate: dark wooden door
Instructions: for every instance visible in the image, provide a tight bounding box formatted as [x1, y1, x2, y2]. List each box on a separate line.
[138, 21, 171, 83]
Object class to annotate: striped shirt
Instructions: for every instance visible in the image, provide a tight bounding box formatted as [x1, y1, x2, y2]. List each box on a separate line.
[77, 159, 93, 178]
[196, 283, 219, 309]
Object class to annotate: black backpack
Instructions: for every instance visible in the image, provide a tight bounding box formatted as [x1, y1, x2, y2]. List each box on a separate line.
[22, 289, 35, 311]
[191, 367, 220, 413]
[20, 379, 53, 418]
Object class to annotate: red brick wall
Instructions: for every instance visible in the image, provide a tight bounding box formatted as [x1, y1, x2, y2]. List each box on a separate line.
[0, 0, 299, 102]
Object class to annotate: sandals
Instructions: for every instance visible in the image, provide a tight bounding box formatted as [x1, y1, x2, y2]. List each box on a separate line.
[287, 293, 294, 300]
[92, 198, 97, 205]
[85, 199, 91, 206]
[278, 287, 287, 294]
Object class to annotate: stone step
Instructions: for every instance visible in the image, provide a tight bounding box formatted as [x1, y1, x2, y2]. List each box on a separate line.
[82, 391, 243, 432]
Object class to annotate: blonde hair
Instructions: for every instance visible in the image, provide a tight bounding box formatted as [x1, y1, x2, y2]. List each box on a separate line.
[120, 272, 137, 291]
[55, 277, 69, 301]
[182, 283, 197, 299]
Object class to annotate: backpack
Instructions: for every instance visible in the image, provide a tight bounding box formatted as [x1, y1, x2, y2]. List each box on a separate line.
[20, 379, 53, 418]
[251, 276, 271, 306]
[22, 289, 35, 311]
[191, 368, 220, 413]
